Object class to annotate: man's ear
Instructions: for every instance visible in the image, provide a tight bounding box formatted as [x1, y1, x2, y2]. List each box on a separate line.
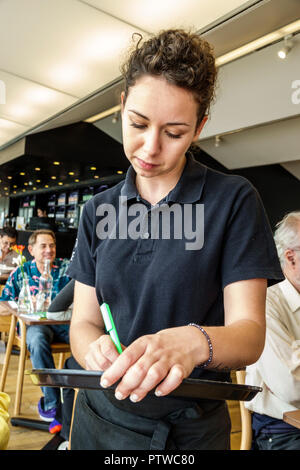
[193, 115, 208, 142]
[28, 245, 34, 256]
[285, 249, 295, 267]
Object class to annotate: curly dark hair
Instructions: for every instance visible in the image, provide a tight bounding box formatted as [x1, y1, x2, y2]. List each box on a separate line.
[121, 29, 217, 128]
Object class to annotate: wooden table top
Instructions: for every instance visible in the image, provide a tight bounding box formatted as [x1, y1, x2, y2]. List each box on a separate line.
[0, 300, 70, 325]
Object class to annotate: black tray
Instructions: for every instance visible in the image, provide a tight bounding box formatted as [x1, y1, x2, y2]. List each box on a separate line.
[27, 368, 261, 401]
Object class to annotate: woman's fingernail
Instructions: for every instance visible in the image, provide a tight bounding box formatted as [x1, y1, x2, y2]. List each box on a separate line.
[115, 391, 124, 400]
[130, 394, 139, 402]
[155, 390, 162, 397]
[101, 378, 108, 388]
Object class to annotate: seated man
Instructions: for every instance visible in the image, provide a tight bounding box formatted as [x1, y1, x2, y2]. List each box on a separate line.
[0, 227, 17, 266]
[0, 229, 71, 422]
[246, 211, 300, 450]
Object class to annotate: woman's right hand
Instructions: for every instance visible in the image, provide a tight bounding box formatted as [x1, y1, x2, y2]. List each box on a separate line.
[84, 334, 125, 371]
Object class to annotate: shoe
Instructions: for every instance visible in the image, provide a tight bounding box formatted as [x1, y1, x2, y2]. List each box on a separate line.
[38, 397, 57, 422]
[49, 418, 62, 434]
[57, 440, 69, 450]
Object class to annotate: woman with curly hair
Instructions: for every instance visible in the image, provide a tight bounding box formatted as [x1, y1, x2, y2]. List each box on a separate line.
[67, 29, 283, 450]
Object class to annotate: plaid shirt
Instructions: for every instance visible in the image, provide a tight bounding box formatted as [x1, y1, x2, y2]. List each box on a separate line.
[0, 258, 70, 302]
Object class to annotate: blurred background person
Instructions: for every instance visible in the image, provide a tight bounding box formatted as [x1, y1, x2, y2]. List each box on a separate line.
[0, 227, 17, 266]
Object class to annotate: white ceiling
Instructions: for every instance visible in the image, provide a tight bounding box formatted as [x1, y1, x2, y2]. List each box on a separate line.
[0, 0, 299, 184]
[0, 0, 252, 149]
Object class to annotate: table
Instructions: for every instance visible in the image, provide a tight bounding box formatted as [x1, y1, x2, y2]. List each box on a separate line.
[283, 410, 300, 429]
[0, 300, 70, 430]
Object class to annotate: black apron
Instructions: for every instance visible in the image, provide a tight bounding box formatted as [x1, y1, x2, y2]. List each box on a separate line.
[71, 389, 231, 450]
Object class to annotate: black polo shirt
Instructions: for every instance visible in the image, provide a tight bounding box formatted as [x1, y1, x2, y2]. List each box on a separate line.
[67, 154, 283, 381]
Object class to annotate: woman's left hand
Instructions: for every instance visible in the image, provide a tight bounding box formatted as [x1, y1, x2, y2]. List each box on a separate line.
[100, 325, 208, 402]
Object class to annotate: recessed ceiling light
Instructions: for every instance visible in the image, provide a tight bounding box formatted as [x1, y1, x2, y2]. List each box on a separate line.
[13, 185, 17, 188]
[10, 105, 30, 118]
[45, 184, 49, 188]
[20, 172, 25, 175]
[36, 179, 41, 183]
[35, 167, 41, 171]
[4, 187, 8, 190]
[51, 65, 82, 85]
[68, 171, 74, 175]
[7, 176, 12, 179]
[117, 171, 123, 174]
[90, 166, 97, 170]
[51, 176, 56, 179]
[58, 182, 63, 185]
[53, 161, 60, 165]
[75, 179, 79, 182]
[26, 88, 54, 104]
[24, 182, 28, 186]
[94, 175, 99, 179]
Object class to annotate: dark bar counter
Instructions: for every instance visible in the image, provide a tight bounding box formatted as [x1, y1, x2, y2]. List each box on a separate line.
[16, 229, 77, 261]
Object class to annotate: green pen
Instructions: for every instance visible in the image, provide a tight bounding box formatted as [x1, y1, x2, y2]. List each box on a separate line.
[100, 302, 123, 354]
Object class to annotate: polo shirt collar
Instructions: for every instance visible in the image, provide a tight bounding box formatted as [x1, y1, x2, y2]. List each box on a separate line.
[120, 153, 207, 204]
[279, 278, 300, 313]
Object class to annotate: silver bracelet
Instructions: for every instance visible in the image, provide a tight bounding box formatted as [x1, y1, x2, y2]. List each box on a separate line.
[188, 323, 213, 368]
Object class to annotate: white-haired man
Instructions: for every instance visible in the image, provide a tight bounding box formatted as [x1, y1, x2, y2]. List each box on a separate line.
[246, 211, 300, 450]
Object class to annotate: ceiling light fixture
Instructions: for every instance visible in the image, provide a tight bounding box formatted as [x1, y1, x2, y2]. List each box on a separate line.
[53, 161, 60, 165]
[277, 35, 293, 59]
[112, 112, 119, 124]
[35, 167, 41, 171]
[214, 135, 222, 148]
[216, 19, 300, 67]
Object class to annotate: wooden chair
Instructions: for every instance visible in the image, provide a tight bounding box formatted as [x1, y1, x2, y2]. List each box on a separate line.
[236, 369, 253, 450]
[68, 388, 79, 450]
[0, 314, 70, 416]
